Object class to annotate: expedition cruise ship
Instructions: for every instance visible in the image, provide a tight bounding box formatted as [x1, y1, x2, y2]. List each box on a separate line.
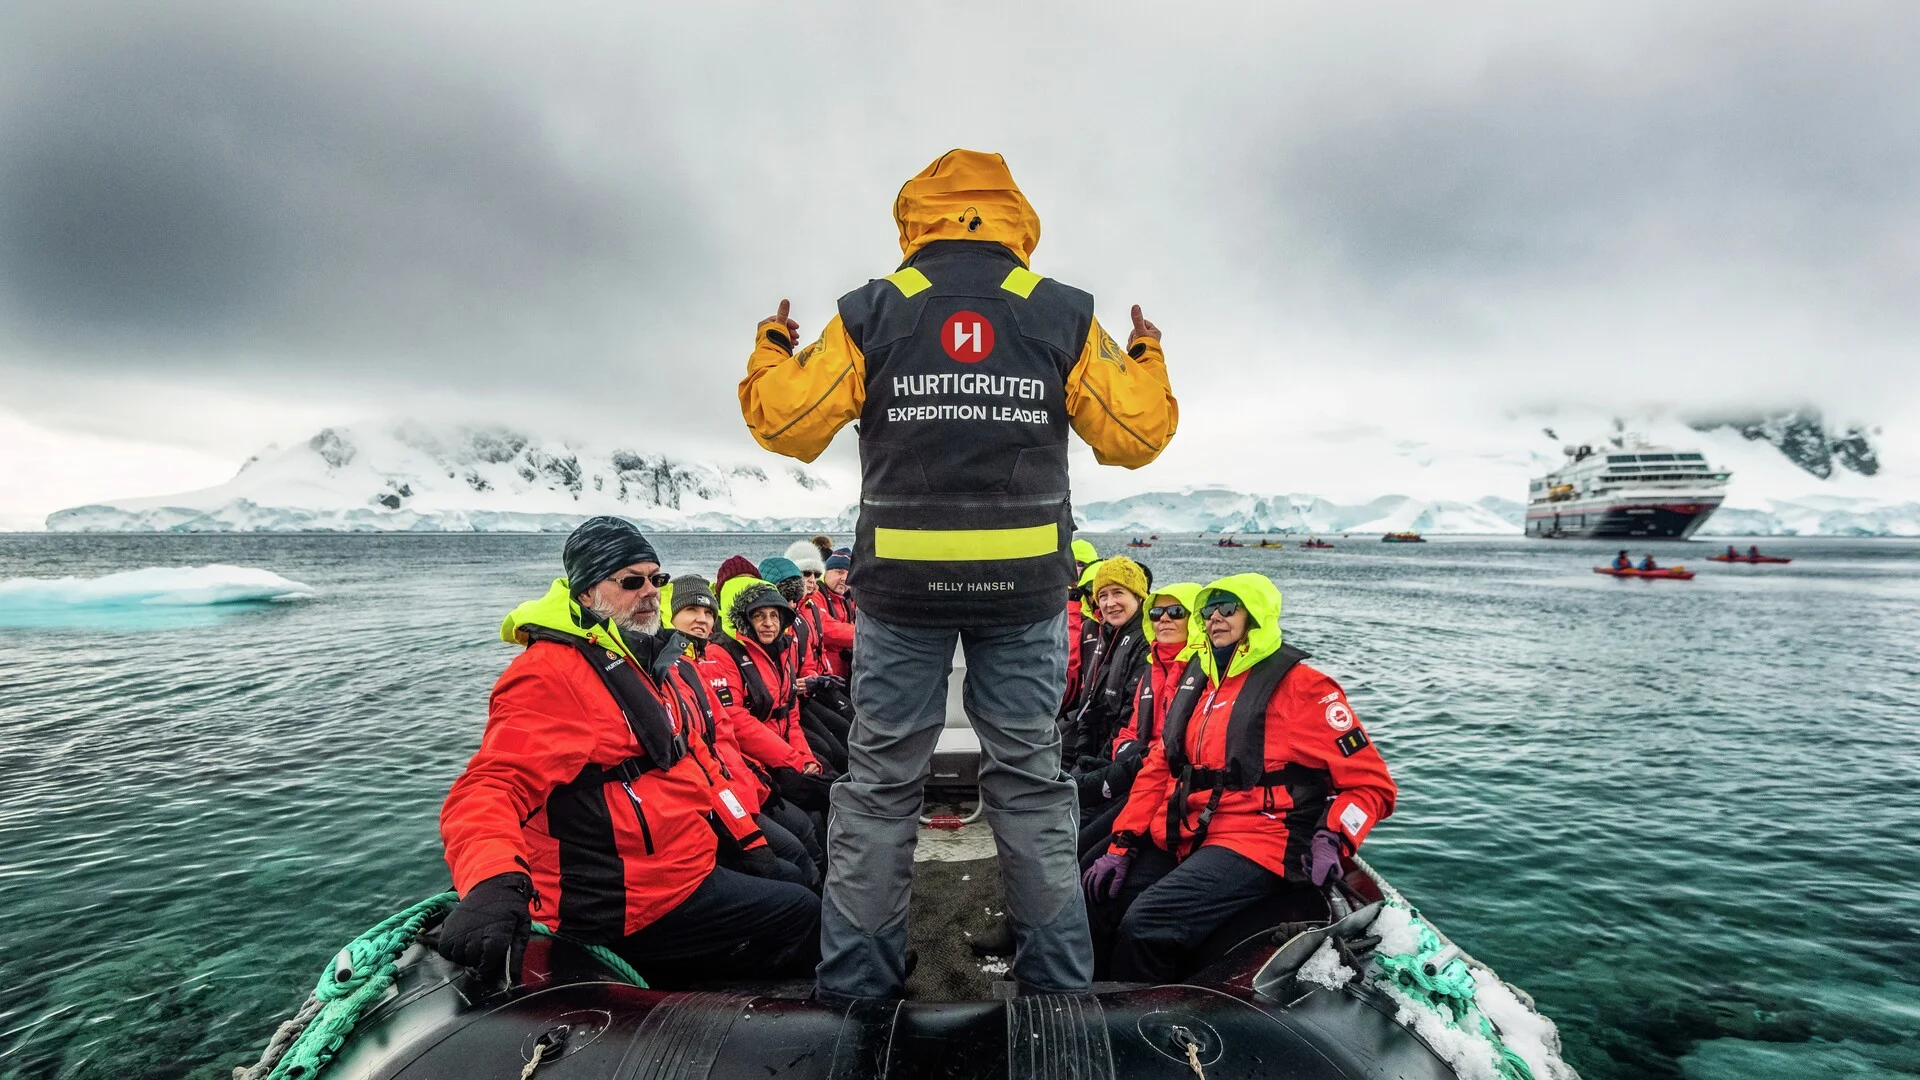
[1526, 439, 1730, 539]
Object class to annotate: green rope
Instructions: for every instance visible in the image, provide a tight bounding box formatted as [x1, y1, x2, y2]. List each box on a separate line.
[249, 893, 646, 1080]
[1367, 903, 1536, 1080]
[531, 921, 649, 988]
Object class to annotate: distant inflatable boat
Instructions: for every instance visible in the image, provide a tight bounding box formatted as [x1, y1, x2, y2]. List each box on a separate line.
[1706, 554, 1791, 564]
[1593, 566, 1695, 580]
[1381, 533, 1426, 543]
[1301, 541, 1335, 550]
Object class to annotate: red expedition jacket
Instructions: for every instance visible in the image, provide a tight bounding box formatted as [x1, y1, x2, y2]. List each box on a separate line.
[1111, 639, 1191, 756]
[800, 590, 855, 679]
[717, 630, 819, 771]
[1110, 576, 1395, 881]
[685, 640, 813, 810]
[441, 584, 765, 944]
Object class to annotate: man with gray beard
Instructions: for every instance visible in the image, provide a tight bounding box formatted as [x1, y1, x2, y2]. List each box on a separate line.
[437, 517, 820, 986]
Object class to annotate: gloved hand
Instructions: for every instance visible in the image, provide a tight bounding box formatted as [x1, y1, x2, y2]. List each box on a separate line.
[771, 766, 833, 812]
[1074, 754, 1108, 774]
[436, 872, 531, 984]
[1081, 851, 1132, 903]
[802, 675, 847, 696]
[1305, 829, 1346, 887]
[736, 845, 786, 880]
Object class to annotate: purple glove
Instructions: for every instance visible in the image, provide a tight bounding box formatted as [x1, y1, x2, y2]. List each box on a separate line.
[1081, 851, 1132, 902]
[1306, 828, 1346, 887]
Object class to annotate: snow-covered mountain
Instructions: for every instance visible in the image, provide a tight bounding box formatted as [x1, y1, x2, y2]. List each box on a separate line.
[1075, 490, 1523, 535]
[45, 425, 856, 532]
[36, 413, 1920, 535]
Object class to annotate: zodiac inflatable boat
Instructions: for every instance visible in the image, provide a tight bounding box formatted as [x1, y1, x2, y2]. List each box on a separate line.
[237, 662, 1578, 1080]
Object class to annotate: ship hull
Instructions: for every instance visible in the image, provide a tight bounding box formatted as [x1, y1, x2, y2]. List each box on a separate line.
[1525, 497, 1723, 539]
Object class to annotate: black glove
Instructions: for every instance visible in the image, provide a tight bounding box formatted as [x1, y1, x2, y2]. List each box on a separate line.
[436, 872, 531, 984]
[803, 674, 847, 696]
[771, 766, 834, 812]
[1074, 753, 1108, 774]
[736, 845, 786, 880]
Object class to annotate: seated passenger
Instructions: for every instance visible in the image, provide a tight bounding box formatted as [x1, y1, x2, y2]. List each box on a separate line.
[437, 518, 819, 986]
[716, 574, 837, 779]
[1083, 573, 1396, 983]
[1639, 553, 1658, 571]
[1064, 557, 1152, 799]
[669, 574, 824, 889]
[1748, 544, 1761, 558]
[1727, 545, 1739, 559]
[715, 553, 761, 589]
[1613, 550, 1632, 570]
[1078, 582, 1202, 856]
[759, 555, 852, 771]
[817, 549, 856, 678]
[785, 539, 855, 683]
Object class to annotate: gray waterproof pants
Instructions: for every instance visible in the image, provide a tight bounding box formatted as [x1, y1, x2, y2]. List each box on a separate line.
[817, 610, 1093, 999]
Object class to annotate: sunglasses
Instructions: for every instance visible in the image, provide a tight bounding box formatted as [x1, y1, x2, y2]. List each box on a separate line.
[1148, 604, 1190, 621]
[802, 570, 820, 578]
[1200, 600, 1241, 619]
[614, 571, 672, 591]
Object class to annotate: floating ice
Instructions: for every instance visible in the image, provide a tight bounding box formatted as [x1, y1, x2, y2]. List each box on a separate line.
[0, 565, 315, 609]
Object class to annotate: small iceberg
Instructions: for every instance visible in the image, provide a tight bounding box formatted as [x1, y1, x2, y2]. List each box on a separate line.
[0, 565, 314, 628]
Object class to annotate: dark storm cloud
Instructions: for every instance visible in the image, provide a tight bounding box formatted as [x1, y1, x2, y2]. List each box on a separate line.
[0, 2, 702, 378]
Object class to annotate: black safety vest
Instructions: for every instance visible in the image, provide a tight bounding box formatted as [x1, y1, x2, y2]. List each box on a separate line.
[839, 240, 1093, 628]
[1155, 644, 1323, 856]
[522, 624, 689, 777]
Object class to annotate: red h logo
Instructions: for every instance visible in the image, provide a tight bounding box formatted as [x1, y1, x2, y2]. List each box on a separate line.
[941, 310, 995, 363]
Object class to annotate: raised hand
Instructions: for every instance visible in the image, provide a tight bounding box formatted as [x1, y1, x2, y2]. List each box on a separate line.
[759, 298, 801, 351]
[1129, 304, 1161, 344]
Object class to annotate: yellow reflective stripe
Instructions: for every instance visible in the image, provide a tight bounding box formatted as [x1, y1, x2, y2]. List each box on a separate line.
[1000, 267, 1042, 299]
[873, 524, 1059, 562]
[886, 267, 932, 298]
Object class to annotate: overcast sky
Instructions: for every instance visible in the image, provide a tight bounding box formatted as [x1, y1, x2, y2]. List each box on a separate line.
[2, 0, 1916, 516]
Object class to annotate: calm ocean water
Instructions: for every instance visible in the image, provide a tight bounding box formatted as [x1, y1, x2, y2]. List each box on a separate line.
[0, 532, 1916, 1079]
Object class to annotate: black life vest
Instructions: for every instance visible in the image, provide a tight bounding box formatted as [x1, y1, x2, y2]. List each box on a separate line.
[1155, 643, 1320, 856]
[711, 634, 775, 722]
[522, 624, 689, 780]
[839, 240, 1093, 628]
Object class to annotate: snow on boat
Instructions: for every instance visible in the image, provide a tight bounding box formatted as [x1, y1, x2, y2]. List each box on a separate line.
[238, 657, 1579, 1080]
[1705, 554, 1791, 564]
[1592, 566, 1695, 580]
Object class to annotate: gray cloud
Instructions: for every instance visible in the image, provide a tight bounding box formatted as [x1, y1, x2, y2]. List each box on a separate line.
[0, 0, 1915, 476]
[0, 2, 704, 380]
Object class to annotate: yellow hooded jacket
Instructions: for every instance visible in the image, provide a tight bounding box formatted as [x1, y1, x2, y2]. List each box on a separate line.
[739, 150, 1178, 469]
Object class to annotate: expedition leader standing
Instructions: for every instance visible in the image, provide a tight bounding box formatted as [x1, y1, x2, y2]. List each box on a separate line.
[740, 149, 1179, 999]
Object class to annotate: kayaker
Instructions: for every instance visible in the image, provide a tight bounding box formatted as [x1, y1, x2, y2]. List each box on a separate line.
[1082, 573, 1396, 982]
[1748, 544, 1762, 558]
[1077, 581, 1202, 856]
[1613, 550, 1632, 570]
[437, 517, 820, 986]
[1639, 553, 1658, 571]
[669, 574, 822, 890]
[1726, 545, 1739, 559]
[739, 148, 1179, 1000]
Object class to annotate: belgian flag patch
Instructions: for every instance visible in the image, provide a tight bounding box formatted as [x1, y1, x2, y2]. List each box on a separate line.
[1336, 728, 1371, 758]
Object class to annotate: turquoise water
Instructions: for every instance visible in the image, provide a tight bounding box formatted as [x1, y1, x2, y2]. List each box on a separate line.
[0, 533, 1916, 1079]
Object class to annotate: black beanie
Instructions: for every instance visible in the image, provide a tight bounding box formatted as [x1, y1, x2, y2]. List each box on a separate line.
[564, 516, 660, 595]
[671, 574, 718, 616]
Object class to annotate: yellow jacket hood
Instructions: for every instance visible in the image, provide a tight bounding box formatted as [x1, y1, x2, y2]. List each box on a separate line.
[1146, 581, 1205, 654]
[895, 149, 1041, 265]
[499, 578, 633, 661]
[1194, 573, 1284, 683]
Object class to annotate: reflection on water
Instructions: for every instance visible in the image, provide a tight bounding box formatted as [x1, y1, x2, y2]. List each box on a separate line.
[0, 533, 1916, 1079]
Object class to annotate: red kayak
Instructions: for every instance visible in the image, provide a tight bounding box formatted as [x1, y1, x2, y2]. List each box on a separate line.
[1594, 566, 1695, 580]
[1707, 554, 1792, 564]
